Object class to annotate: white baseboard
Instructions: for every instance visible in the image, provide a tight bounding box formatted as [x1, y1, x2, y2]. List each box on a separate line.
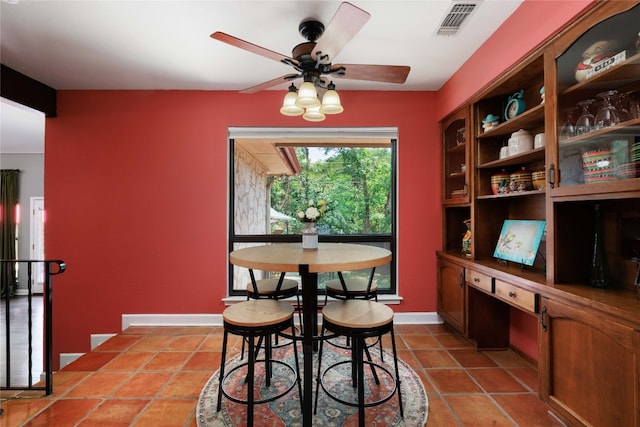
[121, 313, 224, 330]
[91, 333, 117, 350]
[60, 310, 442, 369]
[121, 311, 442, 330]
[60, 353, 84, 368]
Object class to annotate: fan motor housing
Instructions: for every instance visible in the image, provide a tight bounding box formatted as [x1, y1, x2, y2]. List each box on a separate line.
[298, 20, 324, 42]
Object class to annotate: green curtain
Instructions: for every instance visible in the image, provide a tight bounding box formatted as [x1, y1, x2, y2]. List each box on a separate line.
[1, 169, 19, 297]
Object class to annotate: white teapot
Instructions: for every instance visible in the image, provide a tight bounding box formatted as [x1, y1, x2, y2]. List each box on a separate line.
[508, 129, 533, 156]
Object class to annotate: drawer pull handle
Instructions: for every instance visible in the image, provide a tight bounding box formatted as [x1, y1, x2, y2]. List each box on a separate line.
[508, 291, 516, 298]
[474, 277, 480, 282]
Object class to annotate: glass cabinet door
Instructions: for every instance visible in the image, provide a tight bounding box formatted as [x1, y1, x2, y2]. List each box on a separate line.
[555, 3, 640, 192]
[443, 114, 469, 204]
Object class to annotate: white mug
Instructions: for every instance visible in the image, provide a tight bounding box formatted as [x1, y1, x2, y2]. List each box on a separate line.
[534, 133, 546, 149]
[499, 146, 509, 159]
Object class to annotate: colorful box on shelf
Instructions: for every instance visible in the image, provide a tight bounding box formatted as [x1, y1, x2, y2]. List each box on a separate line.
[585, 50, 627, 80]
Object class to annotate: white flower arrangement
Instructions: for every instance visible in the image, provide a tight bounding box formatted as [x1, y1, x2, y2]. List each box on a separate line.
[297, 199, 327, 223]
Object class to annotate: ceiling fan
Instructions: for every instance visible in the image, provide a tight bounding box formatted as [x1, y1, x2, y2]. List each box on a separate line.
[210, 2, 411, 94]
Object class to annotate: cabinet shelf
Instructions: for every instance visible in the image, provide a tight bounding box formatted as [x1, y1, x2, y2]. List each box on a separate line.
[477, 190, 545, 200]
[559, 52, 640, 96]
[477, 147, 545, 169]
[551, 178, 640, 200]
[477, 104, 545, 139]
[447, 143, 466, 153]
[559, 117, 640, 148]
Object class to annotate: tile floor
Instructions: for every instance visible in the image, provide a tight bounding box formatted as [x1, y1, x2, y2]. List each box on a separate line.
[0, 324, 565, 426]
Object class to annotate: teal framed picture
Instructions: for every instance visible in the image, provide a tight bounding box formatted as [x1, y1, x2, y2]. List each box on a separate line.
[493, 220, 546, 266]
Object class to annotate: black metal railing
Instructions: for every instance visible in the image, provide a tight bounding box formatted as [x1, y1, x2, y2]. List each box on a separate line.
[1, 259, 66, 395]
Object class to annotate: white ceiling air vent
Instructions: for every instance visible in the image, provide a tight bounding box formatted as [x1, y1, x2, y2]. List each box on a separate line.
[437, 2, 479, 36]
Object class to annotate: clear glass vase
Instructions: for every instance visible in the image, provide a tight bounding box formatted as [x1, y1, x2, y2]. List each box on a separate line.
[301, 222, 318, 251]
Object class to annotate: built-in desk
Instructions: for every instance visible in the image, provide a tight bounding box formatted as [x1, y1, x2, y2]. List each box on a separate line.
[437, 251, 640, 426]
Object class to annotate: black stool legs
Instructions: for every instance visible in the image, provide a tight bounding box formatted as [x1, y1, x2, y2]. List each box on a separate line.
[314, 300, 403, 427]
[216, 300, 302, 426]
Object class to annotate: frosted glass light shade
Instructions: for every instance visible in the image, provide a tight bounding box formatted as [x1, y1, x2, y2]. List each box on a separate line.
[303, 105, 326, 122]
[280, 90, 303, 116]
[296, 82, 321, 108]
[320, 89, 343, 114]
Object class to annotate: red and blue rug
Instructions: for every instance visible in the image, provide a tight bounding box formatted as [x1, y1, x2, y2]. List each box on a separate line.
[197, 339, 428, 426]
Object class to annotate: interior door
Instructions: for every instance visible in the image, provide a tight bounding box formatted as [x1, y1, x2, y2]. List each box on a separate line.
[29, 197, 45, 294]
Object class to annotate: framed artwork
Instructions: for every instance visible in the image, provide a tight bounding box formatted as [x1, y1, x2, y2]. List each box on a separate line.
[493, 220, 546, 266]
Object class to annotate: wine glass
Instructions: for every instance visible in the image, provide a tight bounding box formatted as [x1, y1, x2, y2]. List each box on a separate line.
[559, 107, 578, 140]
[575, 99, 595, 136]
[594, 90, 620, 129]
[612, 91, 630, 122]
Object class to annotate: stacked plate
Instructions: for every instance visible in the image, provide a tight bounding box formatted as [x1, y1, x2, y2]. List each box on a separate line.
[582, 149, 617, 184]
[617, 141, 640, 179]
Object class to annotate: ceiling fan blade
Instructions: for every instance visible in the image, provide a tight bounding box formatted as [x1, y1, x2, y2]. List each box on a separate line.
[312, 2, 370, 63]
[240, 74, 299, 94]
[331, 64, 410, 84]
[211, 32, 299, 67]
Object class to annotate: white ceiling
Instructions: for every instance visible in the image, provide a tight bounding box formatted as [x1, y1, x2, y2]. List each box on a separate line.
[0, 0, 523, 153]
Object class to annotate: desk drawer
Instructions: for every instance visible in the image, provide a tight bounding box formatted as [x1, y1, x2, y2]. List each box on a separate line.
[494, 280, 538, 313]
[466, 269, 493, 293]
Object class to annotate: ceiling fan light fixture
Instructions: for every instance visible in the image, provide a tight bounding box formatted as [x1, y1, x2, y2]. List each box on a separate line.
[280, 84, 304, 116]
[320, 82, 343, 114]
[296, 81, 321, 108]
[302, 105, 326, 122]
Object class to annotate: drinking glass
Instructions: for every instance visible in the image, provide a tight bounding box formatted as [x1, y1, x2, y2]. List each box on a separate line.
[628, 91, 640, 120]
[594, 90, 620, 129]
[559, 107, 578, 140]
[612, 91, 630, 122]
[575, 99, 595, 136]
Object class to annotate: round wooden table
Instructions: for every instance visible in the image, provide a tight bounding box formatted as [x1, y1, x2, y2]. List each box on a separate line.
[229, 242, 392, 426]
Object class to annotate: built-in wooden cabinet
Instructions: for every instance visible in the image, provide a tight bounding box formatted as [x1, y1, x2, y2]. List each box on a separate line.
[437, 259, 465, 333]
[539, 295, 639, 427]
[438, 2, 640, 426]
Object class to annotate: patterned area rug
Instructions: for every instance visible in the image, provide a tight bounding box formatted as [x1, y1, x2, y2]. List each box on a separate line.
[197, 338, 428, 426]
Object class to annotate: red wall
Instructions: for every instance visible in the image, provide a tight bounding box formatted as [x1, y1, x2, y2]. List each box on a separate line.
[44, 0, 598, 367]
[45, 90, 440, 367]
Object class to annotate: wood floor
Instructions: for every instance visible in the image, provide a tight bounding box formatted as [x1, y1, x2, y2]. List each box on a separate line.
[0, 296, 44, 388]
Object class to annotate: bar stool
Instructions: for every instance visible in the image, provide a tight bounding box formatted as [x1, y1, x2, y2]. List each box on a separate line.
[323, 268, 383, 359]
[217, 299, 302, 426]
[242, 270, 302, 358]
[323, 268, 378, 303]
[247, 270, 302, 326]
[314, 299, 403, 427]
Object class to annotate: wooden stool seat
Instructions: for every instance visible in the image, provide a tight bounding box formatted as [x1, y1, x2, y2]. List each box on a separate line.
[247, 278, 299, 298]
[325, 278, 378, 298]
[322, 299, 392, 329]
[223, 299, 294, 328]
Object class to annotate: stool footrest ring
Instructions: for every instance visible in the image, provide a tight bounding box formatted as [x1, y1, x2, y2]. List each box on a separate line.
[319, 360, 398, 409]
[221, 359, 298, 406]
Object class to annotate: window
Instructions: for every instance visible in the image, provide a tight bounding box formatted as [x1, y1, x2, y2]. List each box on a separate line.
[228, 128, 397, 298]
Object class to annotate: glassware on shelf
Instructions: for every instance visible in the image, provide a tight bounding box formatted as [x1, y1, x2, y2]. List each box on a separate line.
[594, 90, 620, 129]
[575, 99, 596, 136]
[628, 91, 640, 120]
[612, 91, 630, 122]
[559, 107, 578, 140]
